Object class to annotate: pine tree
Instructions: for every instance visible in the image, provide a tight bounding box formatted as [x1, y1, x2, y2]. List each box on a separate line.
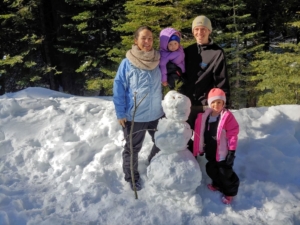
[249, 19, 300, 106]
[57, 0, 126, 95]
[244, 0, 300, 50]
[198, 0, 264, 109]
[0, 0, 126, 95]
[104, 0, 202, 95]
[0, 0, 51, 93]
[113, 0, 202, 54]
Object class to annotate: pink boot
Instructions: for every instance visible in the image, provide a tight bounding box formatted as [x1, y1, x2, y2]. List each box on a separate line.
[207, 184, 219, 191]
[222, 195, 233, 204]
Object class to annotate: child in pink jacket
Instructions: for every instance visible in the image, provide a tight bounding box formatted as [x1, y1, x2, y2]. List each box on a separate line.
[193, 88, 239, 204]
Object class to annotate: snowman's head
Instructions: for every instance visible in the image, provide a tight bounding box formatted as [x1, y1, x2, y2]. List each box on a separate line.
[162, 91, 191, 122]
[155, 118, 192, 153]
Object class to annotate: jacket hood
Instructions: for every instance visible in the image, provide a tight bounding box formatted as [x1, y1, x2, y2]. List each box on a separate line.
[159, 28, 181, 51]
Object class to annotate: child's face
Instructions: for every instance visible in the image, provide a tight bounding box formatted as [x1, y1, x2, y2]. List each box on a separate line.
[210, 99, 224, 114]
[167, 41, 179, 52]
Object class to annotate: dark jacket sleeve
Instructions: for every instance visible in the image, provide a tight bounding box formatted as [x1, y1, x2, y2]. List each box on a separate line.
[213, 50, 230, 107]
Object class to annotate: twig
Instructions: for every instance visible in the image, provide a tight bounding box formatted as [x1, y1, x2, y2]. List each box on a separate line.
[130, 92, 148, 199]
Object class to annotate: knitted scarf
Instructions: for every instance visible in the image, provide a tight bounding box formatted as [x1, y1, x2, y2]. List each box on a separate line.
[126, 44, 160, 70]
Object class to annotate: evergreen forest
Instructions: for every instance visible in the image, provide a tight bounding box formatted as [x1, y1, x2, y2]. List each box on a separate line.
[1, 0, 300, 108]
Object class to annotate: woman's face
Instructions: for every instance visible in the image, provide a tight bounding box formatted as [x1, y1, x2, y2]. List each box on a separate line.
[134, 29, 153, 52]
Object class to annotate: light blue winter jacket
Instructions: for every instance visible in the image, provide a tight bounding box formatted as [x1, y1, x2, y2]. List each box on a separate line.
[113, 58, 164, 122]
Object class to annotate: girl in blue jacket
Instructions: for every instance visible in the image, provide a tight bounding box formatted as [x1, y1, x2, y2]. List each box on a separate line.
[113, 26, 164, 191]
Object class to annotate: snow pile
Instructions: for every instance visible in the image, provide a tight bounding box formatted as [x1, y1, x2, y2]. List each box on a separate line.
[0, 87, 299, 225]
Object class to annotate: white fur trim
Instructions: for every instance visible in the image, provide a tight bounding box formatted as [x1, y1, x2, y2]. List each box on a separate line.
[208, 96, 226, 107]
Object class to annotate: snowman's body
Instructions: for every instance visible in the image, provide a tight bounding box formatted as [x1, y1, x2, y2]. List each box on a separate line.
[147, 91, 202, 199]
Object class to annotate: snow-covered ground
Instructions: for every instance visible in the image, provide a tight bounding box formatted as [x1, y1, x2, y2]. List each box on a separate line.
[0, 87, 299, 225]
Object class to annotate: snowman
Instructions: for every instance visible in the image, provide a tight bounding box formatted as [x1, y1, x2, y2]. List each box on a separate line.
[147, 90, 202, 204]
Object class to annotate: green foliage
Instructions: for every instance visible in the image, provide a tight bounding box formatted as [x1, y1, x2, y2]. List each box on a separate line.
[0, 0, 299, 98]
[107, 0, 202, 97]
[85, 65, 116, 95]
[0, 55, 23, 67]
[57, 0, 126, 95]
[0, 0, 50, 91]
[76, 60, 92, 73]
[72, 11, 94, 21]
[199, 0, 264, 108]
[110, 0, 202, 65]
[249, 43, 300, 106]
[162, 81, 184, 96]
[291, 21, 300, 28]
[86, 78, 114, 96]
[29, 75, 42, 82]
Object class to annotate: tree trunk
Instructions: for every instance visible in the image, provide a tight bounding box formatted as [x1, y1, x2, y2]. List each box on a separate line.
[39, 0, 59, 91]
[0, 70, 5, 95]
[50, 0, 84, 95]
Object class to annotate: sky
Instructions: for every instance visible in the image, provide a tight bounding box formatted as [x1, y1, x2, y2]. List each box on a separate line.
[0, 87, 299, 225]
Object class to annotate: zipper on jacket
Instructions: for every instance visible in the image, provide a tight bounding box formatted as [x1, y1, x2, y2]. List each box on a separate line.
[197, 44, 202, 55]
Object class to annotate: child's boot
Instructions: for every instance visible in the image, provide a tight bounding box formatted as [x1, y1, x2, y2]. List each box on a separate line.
[207, 183, 219, 191]
[221, 195, 233, 204]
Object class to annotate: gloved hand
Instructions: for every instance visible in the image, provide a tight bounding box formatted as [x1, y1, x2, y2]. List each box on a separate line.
[175, 68, 187, 85]
[226, 150, 235, 166]
[166, 62, 186, 89]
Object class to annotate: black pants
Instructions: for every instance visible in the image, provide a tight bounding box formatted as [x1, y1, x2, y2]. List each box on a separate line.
[206, 160, 240, 196]
[122, 119, 160, 182]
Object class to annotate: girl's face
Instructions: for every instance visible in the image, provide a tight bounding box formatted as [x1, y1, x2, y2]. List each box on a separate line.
[210, 99, 224, 114]
[134, 29, 153, 52]
[167, 40, 179, 52]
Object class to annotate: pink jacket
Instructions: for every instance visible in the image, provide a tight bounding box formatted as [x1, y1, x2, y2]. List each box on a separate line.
[193, 108, 239, 161]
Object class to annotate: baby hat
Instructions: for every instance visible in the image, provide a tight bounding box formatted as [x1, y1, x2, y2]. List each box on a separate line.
[192, 15, 212, 32]
[169, 35, 180, 43]
[207, 88, 226, 107]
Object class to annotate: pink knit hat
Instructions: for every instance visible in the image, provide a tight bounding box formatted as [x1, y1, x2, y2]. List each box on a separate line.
[207, 88, 226, 107]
